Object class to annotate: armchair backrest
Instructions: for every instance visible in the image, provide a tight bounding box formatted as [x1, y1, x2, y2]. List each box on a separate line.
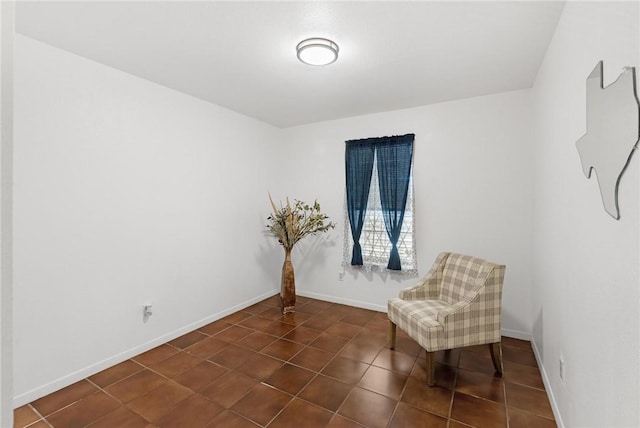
[439, 253, 501, 304]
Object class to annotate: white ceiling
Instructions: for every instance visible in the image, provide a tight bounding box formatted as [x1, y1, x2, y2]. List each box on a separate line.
[16, 1, 565, 128]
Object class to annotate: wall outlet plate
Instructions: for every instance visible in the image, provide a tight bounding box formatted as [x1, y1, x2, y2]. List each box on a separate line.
[143, 304, 153, 321]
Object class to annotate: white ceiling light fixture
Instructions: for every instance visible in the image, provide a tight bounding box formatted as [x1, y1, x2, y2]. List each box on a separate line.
[296, 37, 339, 66]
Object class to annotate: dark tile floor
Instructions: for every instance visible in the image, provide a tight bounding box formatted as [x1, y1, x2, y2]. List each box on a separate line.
[14, 295, 556, 427]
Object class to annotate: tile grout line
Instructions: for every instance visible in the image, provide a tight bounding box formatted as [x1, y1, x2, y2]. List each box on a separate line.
[84, 352, 186, 426]
[233, 300, 341, 427]
[21, 404, 51, 428]
[211, 302, 346, 426]
[263, 306, 361, 426]
[448, 359, 460, 423]
[504, 373, 510, 428]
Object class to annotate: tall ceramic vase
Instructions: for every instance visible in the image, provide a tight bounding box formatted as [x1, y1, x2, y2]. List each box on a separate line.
[281, 247, 296, 314]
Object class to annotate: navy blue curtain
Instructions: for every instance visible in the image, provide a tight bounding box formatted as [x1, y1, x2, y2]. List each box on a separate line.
[346, 134, 414, 270]
[376, 134, 414, 270]
[345, 140, 375, 265]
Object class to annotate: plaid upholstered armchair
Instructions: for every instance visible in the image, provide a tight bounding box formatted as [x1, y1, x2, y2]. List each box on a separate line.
[387, 252, 506, 386]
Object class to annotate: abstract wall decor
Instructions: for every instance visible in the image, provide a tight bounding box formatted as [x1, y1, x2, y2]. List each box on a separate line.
[576, 61, 640, 219]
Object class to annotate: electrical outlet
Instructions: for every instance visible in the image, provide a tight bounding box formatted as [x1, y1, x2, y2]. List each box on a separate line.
[338, 272, 344, 281]
[143, 304, 153, 322]
[559, 353, 565, 383]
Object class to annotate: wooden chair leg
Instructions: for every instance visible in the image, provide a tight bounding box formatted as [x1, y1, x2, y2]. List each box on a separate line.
[489, 342, 503, 374]
[388, 321, 397, 349]
[426, 351, 436, 387]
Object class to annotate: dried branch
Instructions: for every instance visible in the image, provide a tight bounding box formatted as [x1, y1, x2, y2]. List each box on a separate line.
[266, 195, 335, 250]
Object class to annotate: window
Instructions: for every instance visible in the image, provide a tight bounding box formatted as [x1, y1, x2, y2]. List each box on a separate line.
[343, 134, 418, 277]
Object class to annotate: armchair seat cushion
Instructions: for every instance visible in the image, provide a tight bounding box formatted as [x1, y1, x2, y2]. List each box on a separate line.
[388, 298, 447, 350]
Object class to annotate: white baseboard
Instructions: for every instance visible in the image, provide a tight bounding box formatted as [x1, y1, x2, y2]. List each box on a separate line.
[500, 328, 531, 341]
[13, 289, 278, 408]
[531, 338, 564, 428]
[296, 290, 387, 312]
[298, 291, 535, 343]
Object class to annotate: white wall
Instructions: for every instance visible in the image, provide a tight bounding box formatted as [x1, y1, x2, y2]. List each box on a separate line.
[13, 35, 281, 405]
[280, 89, 535, 338]
[532, 2, 639, 427]
[1, 2, 15, 427]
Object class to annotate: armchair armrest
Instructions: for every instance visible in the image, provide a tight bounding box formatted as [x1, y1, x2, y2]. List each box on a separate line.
[399, 252, 449, 300]
[436, 290, 478, 324]
[435, 264, 505, 347]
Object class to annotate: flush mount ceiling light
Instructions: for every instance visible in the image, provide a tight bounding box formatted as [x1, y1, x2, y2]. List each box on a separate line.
[296, 38, 339, 66]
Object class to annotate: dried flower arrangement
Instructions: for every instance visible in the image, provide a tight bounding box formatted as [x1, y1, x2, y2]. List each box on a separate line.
[266, 194, 335, 313]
